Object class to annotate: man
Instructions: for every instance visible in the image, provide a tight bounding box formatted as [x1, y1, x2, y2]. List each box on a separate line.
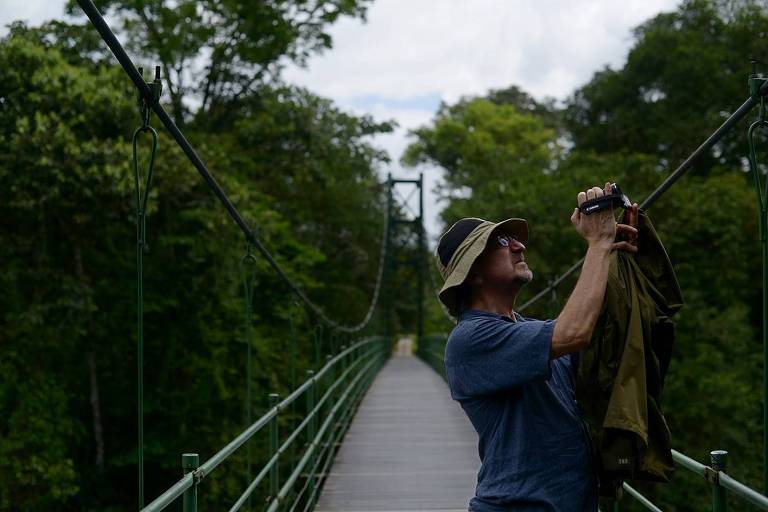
[436, 183, 639, 511]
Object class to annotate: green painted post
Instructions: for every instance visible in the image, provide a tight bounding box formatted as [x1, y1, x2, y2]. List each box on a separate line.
[340, 346, 347, 393]
[385, 174, 394, 345]
[711, 450, 728, 512]
[182, 453, 199, 512]
[339, 345, 348, 429]
[268, 394, 279, 502]
[417, 172, 425, 347]
[326, 353, 334, 400]
[325, 352, 335, 458]
[289, 313, 298, 476]
[306, 370, 317, 509]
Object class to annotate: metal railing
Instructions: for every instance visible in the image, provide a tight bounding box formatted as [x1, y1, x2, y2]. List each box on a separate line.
[417, 334, 449, 380]
[142, 337, 389, 512]
[417, 335, 768, 511]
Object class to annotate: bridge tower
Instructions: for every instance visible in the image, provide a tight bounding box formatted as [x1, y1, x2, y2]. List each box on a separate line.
[384, 173, 426, 347]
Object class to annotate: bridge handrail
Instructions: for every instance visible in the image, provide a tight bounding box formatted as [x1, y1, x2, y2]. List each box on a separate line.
[265, 355, 380, 511]
[141, 336, 385, 512]
[418, 334, 768, 511]
[719, 471, 768, 509]
[229, 345, 378, 511]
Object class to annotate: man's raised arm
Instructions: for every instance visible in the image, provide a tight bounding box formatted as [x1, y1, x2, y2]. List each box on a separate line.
[550, 183, 638, 359]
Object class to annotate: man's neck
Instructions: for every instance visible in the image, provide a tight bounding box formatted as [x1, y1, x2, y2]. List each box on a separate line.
[467, 293, 517, 320]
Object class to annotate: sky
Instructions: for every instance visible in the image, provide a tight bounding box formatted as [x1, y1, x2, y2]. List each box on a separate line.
[2, 0, 681, 239]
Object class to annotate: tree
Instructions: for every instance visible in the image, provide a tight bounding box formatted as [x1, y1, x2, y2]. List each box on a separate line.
[64, 0, 373, 124]
[0, 19, 392, 509]
[564, 0, 768, 174]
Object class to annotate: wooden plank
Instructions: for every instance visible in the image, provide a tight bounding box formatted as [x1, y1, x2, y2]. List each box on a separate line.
[315, 346, 479, 511]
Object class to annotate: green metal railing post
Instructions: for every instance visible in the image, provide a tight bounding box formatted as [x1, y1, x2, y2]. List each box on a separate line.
[417, 172, 425, 345]
[306, 370, 316, 509]
[385, 173, 394, 344]
[325, 353, 335, 458]
[326, 353, 334, 400]
[712, 450, 729, 512]
[240, 245, 256, 505]
[181, 453, 199, 512]
[268, 394, 279, 502]
[340, 345, 348, 428]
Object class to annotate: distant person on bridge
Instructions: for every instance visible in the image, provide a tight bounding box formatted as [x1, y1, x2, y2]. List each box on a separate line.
[436, 183, 639, 512]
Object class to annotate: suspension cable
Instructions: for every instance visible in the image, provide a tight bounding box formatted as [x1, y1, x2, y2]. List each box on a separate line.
[76, 0, 391, 334]
[239, 243, 257, 503]
[131, 66, 161, 509]
[520, 84, 768, 313]
[747, 64, 768, 494]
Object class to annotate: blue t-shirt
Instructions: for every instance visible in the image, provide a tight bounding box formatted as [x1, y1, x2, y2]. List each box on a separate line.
[445, 309, 597, 512]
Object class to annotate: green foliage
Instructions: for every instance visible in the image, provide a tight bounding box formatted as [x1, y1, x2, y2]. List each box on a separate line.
[0, 11, 391, 509]
[5, 0, 768, 510]
[63, 0, 373, 123]
[564, 0, 768, 172]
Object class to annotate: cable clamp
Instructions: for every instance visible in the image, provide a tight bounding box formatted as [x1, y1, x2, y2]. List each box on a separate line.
[191, 468, 205, 485]
[704, 466, 720, 485]
[137, 66, 163, 128]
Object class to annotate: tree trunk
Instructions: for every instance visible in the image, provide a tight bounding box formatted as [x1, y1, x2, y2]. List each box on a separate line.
[73, 244, 105, 471]
[87, 350, 105, 470]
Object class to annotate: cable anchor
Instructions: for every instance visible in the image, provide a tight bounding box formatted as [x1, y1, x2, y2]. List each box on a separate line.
[137, 66, 163, 128]
[132, 66, 161, 251]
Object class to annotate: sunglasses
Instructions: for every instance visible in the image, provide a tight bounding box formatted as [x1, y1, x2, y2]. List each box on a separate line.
[496, 234, 522, 248]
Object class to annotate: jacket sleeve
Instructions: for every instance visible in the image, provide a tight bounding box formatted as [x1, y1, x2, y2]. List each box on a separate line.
[445, 318, 555, 399]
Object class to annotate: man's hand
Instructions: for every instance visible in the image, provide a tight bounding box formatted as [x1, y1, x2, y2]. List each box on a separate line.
[551, 182, 636, 358]
[613, 203, 639, 254]
[570, 182, 638, 254]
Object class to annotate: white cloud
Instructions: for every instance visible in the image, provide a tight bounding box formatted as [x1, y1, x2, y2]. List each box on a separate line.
[283, 0, 680, 238]
[0, 0, 63, 31]
[3, 0, 681, 238]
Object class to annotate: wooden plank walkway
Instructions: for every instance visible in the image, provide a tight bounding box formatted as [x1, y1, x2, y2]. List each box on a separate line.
[315, 339, 480, 512]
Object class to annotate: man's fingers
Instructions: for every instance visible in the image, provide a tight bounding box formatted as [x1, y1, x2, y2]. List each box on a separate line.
[605, 182, 612, 195]
[616, 224, 638, 235]
[571, 207, 580, 225]
[578, 185, 610, 206]
[586, 186, 603, 201]
[612, 241, 638, 253]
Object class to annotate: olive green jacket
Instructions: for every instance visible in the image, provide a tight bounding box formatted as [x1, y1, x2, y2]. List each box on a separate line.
[576, 211, 683, 497]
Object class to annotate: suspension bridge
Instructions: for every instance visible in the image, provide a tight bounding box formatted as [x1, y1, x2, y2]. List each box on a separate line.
[52, 1, 768, 511]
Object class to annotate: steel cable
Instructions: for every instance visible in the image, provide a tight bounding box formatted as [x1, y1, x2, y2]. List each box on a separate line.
[76, 0, 393, 333]
[520, 89, 768, 313]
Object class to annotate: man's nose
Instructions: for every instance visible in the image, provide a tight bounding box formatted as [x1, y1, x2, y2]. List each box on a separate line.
[510, 239, 526, 252]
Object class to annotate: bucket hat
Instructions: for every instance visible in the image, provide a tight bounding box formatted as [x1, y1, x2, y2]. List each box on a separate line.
[436, 217, 528, 316]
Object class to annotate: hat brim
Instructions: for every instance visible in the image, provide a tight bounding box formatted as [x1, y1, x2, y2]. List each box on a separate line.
[438, 218, 528, 317]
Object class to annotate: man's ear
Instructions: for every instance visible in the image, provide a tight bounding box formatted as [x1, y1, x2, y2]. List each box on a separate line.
[467, 269, 482, 287]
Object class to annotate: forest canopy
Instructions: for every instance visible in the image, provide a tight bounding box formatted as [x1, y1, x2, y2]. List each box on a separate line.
[2, 0, 768, 511]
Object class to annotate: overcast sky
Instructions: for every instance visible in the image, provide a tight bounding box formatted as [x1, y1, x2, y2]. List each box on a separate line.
[3, 0, 680, 239]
